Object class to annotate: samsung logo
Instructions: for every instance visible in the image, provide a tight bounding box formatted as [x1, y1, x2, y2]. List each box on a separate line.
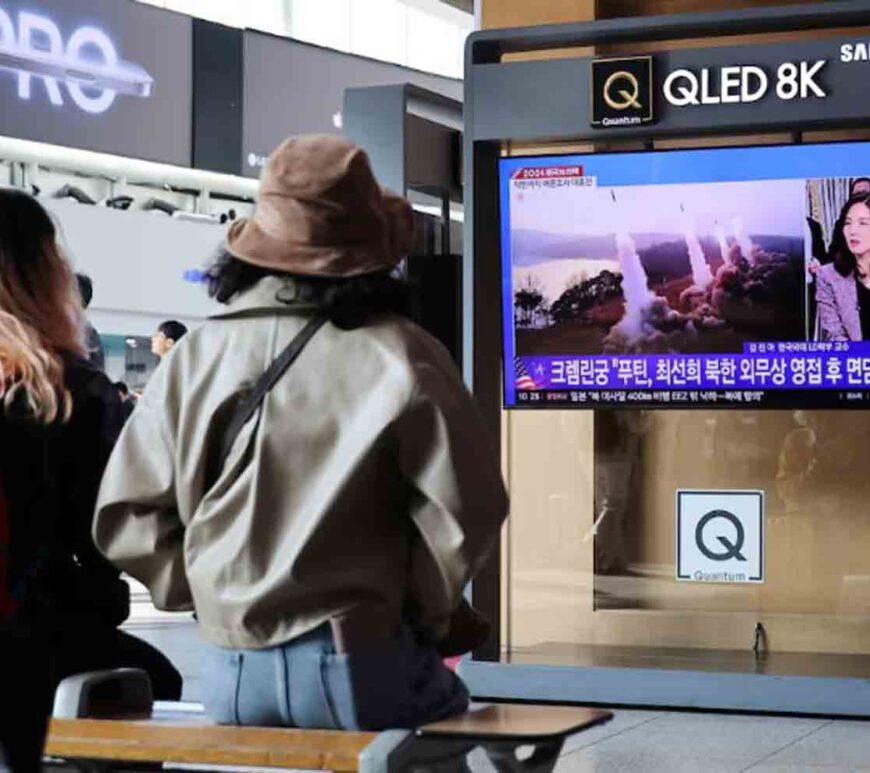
[841, 43, 870, 63]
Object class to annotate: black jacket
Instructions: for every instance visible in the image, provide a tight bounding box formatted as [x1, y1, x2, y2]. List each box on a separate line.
[84, 321, 106, 371]
[0, 354, 127, 631]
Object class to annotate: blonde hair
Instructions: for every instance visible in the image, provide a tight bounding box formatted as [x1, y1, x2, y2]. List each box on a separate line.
[0, 310, 70, 423]
[0, 190, 84, 423]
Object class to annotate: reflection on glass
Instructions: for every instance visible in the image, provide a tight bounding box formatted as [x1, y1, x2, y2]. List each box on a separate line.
[507, 408, 870, 679]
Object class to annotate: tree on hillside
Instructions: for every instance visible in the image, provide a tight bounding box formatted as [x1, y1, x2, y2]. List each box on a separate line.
[550, 270, 622, 324]
[514, 273, 547, 327]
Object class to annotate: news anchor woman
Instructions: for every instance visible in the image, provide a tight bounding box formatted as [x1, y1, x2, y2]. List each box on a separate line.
[816, 193, 870, 341]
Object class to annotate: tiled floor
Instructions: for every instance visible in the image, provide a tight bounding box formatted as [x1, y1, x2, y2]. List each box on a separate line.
[547, 710, 870, 772]
[126, 621, 870, 772]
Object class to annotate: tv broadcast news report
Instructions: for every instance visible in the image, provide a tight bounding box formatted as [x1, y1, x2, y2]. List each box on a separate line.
[501, 140, 870, 410]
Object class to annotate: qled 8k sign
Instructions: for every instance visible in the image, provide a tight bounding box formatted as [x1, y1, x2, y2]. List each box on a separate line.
[0, 0, 191, 166]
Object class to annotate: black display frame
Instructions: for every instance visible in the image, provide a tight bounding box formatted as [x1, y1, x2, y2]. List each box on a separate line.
[460, 0, 870, 715]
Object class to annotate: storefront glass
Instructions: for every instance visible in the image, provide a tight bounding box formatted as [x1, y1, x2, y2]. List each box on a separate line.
[504, 406, 870, 678]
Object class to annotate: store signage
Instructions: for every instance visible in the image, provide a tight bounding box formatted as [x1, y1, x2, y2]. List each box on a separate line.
[471, 35, 870, 142]
[591, 56, 654, 127]
[0, 6, 153, 114]
[247, 152, 267, 171]
[840, 43, 870, 62]
[0, 0, 190, 166]
[593, 55, 827, 129]
[663, 61, 826, 108]
[676, 490, 764, 584]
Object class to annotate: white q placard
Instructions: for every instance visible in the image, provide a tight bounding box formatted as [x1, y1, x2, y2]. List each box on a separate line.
[676, 490, 764, 584]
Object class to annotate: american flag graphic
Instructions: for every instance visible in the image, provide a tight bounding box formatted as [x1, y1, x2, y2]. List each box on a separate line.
[514, 357, 538, 391]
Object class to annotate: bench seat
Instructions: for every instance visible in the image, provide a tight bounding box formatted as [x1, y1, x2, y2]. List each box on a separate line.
[45, 671, 612, 772]
[47, 703, 375, 771]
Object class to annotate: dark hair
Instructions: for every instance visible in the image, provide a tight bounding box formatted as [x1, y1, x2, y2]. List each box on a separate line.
[158, 320, 188, 342]
[833, 194, 870, 277]
[204, 251, 412, 330]
[114, 381, 129, 396]
[0, 189, 84, 358]
[851, 177, 870, 196]
[76, 273, 93, 307]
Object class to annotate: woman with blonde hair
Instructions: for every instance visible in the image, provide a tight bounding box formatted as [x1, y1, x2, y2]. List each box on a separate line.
[0, 307, 62, 772]
[0, 190, 181, 767]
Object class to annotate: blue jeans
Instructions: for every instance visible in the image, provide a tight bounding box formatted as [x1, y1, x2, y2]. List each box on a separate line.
[201, 623, 469, 730]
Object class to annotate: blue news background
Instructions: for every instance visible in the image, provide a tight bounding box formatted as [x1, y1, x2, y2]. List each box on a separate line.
[499, 140, 870, 408]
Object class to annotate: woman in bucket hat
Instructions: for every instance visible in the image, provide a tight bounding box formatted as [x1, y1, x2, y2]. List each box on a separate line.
[93, 135, 508, 729]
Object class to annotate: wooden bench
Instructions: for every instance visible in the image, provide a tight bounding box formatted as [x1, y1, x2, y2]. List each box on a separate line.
[45, 670, 612, 772]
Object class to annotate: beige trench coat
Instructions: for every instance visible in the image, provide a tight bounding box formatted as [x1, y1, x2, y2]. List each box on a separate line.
[93, 277, 508, 649]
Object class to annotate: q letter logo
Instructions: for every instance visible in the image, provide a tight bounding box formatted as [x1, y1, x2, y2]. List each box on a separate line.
[603, 70, 642, 111]
[695, 510, 746, 562]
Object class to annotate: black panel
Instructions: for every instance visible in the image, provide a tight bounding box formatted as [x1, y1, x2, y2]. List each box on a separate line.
[405, 115, 462, 201]
[469, 142, 504, 662]
[342, 86, 407, 193]
[407, 251, 463, 366]
[193, 19, 243, 174]
[242, 31, 461, 178]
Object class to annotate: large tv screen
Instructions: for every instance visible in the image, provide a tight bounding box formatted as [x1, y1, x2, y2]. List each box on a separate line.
[501, 140, 870, 409]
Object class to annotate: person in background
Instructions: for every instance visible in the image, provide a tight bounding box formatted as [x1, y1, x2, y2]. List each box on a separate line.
[816, 193, 870, 341]
[114, 381, 136, 421]
[94, 135, 507, 730]
[75, 273, 105, 371]
[0, 191, 182, 719]
[151, 320, 188, 359]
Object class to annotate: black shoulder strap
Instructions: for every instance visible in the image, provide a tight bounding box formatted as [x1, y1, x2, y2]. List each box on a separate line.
[215, 314, 327, 481]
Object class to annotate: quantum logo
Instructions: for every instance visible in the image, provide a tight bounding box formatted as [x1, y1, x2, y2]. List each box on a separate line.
[590, 56, 654, 128]
[0, 6, 153, 114]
